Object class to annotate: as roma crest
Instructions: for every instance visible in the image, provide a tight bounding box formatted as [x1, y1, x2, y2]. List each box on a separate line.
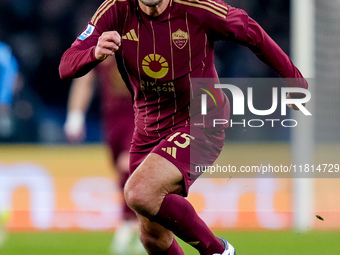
[172, 29, 188, 49]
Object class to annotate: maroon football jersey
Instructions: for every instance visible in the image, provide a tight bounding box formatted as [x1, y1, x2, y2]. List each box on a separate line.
[59, 0, 307, 142]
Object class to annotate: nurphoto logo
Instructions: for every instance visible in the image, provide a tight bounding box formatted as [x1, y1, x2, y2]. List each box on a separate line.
[196, 80, 312, 128]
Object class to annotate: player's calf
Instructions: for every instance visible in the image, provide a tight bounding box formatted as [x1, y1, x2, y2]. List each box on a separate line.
[139, 216, 184, 254]
[139, 228, 172, 253]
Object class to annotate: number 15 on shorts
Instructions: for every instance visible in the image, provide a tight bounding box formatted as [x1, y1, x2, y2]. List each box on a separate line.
[167, 132, 195, 149]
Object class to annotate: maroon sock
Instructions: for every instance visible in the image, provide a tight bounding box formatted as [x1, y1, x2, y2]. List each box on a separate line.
[151, 194, 224, 255]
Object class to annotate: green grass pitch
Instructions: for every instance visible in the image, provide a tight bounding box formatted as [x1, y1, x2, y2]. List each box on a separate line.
[1, 231, 340, 255]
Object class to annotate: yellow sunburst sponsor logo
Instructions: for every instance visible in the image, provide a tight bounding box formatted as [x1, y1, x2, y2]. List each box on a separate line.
[142, 54, 169, 79]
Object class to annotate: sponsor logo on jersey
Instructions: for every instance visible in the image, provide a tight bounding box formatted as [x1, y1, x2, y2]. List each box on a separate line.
[142, 54, 169, 79]
[78, 24, 95, 41]
[172, 29, 188, 49]
[122, 29, 139, 41]
[140, 80, 174, 93]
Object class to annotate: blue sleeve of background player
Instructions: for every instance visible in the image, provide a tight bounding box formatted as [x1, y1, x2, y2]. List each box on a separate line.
[0, 42, 19, 105]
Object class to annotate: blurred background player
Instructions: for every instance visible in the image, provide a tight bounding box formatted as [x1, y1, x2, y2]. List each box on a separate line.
[0, 41, 18, 247]
[64, 57, 144, 255]
[0, 41, 19, 141]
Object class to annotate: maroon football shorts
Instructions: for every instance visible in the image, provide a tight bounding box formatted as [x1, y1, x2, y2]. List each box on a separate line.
[129, 126, 225, 196]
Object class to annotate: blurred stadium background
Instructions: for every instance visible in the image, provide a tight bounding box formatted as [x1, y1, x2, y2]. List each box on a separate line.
[1, 0, 340, 254]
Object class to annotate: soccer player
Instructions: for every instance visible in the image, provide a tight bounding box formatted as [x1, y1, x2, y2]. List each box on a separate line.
[0, 40, 18, 247]
[0, 41, 19, 140]
[64, 57, 144, 254]
[59, 0, 308, 254]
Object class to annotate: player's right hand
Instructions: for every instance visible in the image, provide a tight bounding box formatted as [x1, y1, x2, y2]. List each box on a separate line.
[95, 31, 121, 60]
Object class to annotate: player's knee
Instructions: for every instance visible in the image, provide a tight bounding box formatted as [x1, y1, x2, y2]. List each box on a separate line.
[124, 185, 143, 210]
[124, 180, 155, 217]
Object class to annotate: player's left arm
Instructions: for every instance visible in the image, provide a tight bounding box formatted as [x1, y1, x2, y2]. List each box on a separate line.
[207, 2, 308, 110]
[235, 11, 310, 109]
[209, 3, 308, 87]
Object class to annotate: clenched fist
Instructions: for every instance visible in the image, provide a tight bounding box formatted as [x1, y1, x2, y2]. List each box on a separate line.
[95, 31, 121, 60]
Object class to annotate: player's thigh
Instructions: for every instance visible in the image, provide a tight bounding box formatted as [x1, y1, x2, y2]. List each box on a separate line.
[125, 153, 184, 215]
[139, 215, 174, 251]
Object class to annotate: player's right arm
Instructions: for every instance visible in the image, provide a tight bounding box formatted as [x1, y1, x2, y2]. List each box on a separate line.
[59, 1, 122, 79]
[94, 31, 121, 60]
[59, 30, 121, 79]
